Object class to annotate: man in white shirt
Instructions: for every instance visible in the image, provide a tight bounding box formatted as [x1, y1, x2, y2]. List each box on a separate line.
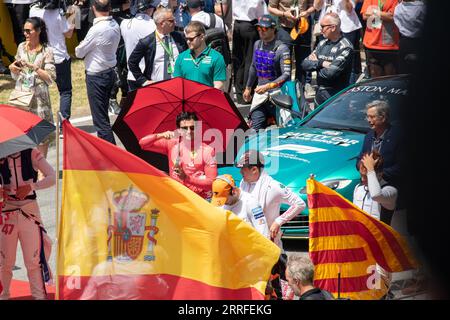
[128, 7, 187, 88]
[4, 0, 35, 45]
[120, 0, 157, 91]
[236, 150, 306, 300]
[211, 174, 270, 239]
[30, 0, 75, 124]
[236, 150, 305, 249]
[75, 0, 121, 144]
[231, 0, 267, 105]
[187, 0, 225, 30]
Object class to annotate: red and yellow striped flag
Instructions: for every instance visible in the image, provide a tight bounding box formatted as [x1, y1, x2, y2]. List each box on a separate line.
[57, 121, 280, 300]
[307, 178, 418, 300]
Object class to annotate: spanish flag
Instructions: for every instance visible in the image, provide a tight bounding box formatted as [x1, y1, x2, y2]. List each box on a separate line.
[57, 121, 280, 300]
[307, 178, 418, 300]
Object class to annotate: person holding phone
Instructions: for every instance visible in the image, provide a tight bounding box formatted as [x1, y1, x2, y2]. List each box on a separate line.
[8, 16, 56, 159]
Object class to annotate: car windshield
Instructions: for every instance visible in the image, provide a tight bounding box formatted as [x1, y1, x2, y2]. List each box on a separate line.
[303, 78, 408, 133]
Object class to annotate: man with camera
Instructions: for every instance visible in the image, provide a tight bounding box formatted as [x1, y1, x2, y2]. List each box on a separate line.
[29, 0, 75, 125]
[120, 0, 157, 91]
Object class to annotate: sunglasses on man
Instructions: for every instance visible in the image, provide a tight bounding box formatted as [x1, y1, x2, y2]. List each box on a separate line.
[180, 125, 195, 131]
[185, 34, 201, 42]
[257, 26, 273, 32]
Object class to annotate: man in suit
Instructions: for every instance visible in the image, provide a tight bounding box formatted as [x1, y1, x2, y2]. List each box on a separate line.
[128, 6, 187, 90]
[357, 100, 403, 191]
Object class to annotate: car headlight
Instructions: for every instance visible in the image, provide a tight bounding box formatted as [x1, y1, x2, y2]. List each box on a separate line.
[299, 179, 352, 194]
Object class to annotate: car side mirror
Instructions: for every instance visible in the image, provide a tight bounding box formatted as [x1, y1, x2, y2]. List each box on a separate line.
[271, 94, 293, 110]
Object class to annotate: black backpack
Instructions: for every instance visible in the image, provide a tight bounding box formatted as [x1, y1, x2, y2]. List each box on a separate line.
[203, 13, 231, 65]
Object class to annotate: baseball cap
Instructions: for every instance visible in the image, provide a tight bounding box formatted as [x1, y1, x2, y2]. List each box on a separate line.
[256, 15, 277, 28]
[235, 150, 265, 168]
[186, 0, 203, 9]
[211, 174, 235, 207]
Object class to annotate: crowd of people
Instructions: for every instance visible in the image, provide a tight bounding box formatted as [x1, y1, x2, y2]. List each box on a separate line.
[0, 0, 427, 134]
[0, 0, 427, 300]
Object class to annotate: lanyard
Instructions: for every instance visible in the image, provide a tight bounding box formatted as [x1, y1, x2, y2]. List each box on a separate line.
[190, 46, 211, 67]
[156, 32, 174, 61]
[25, 44, 41, 73]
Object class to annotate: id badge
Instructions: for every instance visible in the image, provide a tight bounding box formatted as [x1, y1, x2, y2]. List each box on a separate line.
[22, 72, 35, 89]
[167, 63, 173, 74]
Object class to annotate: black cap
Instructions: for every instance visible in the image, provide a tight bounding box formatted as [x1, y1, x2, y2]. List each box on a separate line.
[235, 150, 265, 168]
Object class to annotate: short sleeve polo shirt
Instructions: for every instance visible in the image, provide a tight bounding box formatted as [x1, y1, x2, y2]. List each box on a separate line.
[174, 46, 227, 87]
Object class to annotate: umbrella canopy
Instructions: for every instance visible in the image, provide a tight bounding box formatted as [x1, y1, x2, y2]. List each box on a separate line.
[0, 104, 56, 158]
[113, 77, 248, 172]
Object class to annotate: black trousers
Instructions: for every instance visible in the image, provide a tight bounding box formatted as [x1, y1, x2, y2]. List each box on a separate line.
[86, 69, 117, 144]
[277, 20, 313, 84]
[55, 58, 73, 121]
[232, 20, 259, 103]
[6, 3, 30, 45]
[128, 80, 139, 92]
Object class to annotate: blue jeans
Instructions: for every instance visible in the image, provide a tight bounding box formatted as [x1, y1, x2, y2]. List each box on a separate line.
[55, 58, 72, 121]
[86, 69, 116, 144]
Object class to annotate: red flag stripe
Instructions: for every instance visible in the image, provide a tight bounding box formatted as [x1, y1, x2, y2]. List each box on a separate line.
[314, 275, 372, 293]
[58, 274, 264, 300]
[63, 120, 166, 176]
[310, 248, 367, 264]
[365, 216, 414, 270]
[309, 192, 414, 270]
[310, 221, 391, 272]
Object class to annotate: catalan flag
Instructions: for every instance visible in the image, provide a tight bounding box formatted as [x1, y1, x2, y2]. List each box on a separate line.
[307, 178, 418, 300]
[57, 121, 280, 300]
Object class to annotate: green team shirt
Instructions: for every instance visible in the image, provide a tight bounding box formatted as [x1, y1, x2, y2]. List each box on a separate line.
[173, 46, 227, 87]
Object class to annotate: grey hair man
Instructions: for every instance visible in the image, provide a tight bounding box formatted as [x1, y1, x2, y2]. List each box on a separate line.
[357, 99, 404, 195]
[285, 254, 334, 300]
[128, 7, 188, 89]
[301, 12, 353, 106]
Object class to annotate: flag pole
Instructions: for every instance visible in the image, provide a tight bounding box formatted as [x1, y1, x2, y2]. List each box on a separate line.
[55, 112, 64, 300]
[337, 265, 341, 299]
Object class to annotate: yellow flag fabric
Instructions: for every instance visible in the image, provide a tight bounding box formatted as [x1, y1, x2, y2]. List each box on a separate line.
[307, 178, 418, 300]
[57, 121, 280, 300]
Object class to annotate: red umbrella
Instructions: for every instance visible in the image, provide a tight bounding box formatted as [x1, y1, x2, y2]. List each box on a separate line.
[113, 77, 248, 172]
[0, 104, 56, 158]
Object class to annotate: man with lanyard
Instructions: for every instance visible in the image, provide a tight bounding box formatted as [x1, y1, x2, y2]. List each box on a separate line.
[173, 20, 226, 89]
[75, 0, 121, 144]
[0, 149, 55, 300]
[236, 150, 306, 299]
[211, 174, 270, 239]
[128, 7, 187, 88]
[243, 15, 291, 131]
[139, 112, 218, 199]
